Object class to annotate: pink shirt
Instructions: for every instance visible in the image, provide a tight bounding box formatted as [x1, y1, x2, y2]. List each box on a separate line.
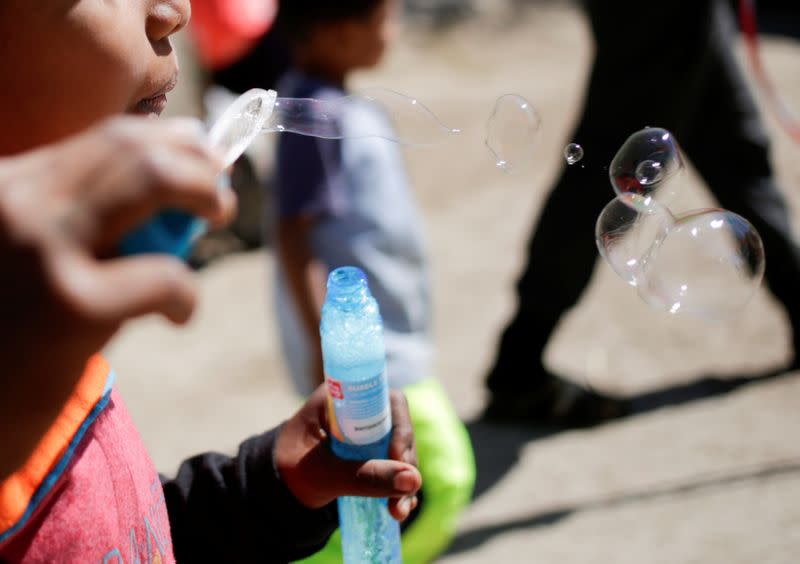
[0, 358, 175, 563]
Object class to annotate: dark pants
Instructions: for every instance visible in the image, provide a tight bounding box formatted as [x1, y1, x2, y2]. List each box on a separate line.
[487, 0, 800, 394]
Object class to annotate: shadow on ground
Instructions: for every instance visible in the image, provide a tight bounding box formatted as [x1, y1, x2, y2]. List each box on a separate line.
[447, 454, 800, 556]
[447, 369, 798, 556]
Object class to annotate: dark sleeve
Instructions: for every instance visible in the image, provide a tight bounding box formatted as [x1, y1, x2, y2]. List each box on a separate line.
[275, 131, 347, 220]
[160, 425, 338, 563]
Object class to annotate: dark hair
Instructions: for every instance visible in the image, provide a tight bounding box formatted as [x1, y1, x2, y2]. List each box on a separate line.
[276, 0, 385, 42]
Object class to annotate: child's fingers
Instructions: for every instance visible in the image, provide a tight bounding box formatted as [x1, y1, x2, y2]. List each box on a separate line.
[136, 147, 236, 226]
[388, 494, 418, 522]
[56, 253, 197, 326]
[277, 388, 422, 515]
[49, 120, 235, 252]
[326, 458, 421, 505]
[107, 117, 225, 169]
[388, 390, 417, 467]
[89, 149, 236, 252]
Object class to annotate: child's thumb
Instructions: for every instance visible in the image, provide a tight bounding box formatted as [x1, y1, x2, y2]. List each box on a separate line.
[331, 458, 421, 501]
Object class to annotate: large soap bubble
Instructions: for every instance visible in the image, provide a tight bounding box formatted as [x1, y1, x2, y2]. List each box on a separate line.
[636, 209, 766, 319]
[596, 193, 675, 287]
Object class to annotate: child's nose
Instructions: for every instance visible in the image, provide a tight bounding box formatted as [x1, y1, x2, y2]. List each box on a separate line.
[147, 0, 191, 43]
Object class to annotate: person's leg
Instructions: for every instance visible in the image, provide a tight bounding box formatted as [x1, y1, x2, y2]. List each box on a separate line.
[483, 112, 636, 425]
[484, 152, 620, 391]
[679, 0, 800, 362]
[484, 0, 716, 424]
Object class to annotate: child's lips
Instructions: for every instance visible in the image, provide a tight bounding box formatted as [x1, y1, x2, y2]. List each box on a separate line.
[134, 94, 169, 116]
[132, 74, 178, 116]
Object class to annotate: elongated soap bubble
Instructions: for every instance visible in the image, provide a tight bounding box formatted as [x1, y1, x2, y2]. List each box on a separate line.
[265, 87, 460, 145]
[209, 87, 460, 166]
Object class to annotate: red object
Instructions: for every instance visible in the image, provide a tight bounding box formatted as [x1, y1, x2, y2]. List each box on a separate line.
[739, 0, 800, 143]
[327, 379, 345, 400]
[189, 0, 278, 70]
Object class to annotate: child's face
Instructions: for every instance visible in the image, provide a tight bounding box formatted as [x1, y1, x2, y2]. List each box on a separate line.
[0, 0, 190, 154]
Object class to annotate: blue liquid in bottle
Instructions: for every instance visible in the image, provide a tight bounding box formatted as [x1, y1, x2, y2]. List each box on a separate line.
[321, 267, 402, 564]
[117, 210, 206, 258]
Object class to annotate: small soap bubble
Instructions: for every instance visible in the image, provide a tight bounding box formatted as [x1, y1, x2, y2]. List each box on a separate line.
[609, 127, 685, 206]
[635, 159, 664, 185]
[485, 94, 542, 173]
[595, 194, 674, 287]
[564, 143, 584, 165]
[636, 209, 765, 319]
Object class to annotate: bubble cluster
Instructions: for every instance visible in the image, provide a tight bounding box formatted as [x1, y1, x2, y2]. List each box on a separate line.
[597, 127, 765, 319]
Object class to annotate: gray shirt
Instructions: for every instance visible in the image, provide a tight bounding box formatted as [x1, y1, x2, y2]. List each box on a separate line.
[273, 71, 432, 393]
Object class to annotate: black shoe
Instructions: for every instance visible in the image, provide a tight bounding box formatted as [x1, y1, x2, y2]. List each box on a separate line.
[483, 376, 630, 428]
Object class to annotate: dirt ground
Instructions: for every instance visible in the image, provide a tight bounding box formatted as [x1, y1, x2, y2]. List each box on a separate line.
[107, 3, 800, 562]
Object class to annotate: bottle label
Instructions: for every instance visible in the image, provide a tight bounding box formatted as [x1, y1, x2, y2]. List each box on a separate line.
[326, 372, 391, 446]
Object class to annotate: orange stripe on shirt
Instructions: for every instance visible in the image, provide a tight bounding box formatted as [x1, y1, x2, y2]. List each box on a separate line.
[0, 355, 110, 532]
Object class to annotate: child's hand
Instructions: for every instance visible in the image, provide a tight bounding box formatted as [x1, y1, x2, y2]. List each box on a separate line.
[275, 386, 422, 521]
[0, 116, 234, 479]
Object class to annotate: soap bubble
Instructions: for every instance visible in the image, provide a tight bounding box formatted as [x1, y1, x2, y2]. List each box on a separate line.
[635, 159, 664, 185]
[267, 88, 460, 146]
[637, 209, 765, 319]
[485, 94, 542, 172]
[564, 143, 584, 165]
[596, 194, 675, 287]
[609, 127, 685, 206]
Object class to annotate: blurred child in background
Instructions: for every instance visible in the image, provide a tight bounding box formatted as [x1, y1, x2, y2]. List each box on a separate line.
[272, 1, 476, 562]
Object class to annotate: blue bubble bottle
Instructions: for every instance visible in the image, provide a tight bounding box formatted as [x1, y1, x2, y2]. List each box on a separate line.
[321, 267, 402, 564]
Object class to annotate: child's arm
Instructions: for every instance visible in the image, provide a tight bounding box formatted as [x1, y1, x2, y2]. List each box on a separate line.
[277, 214, 328, 386]
[0, 117, 232, 481]
[274, 129, 345, 388]
[162, 386, 420, 562]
